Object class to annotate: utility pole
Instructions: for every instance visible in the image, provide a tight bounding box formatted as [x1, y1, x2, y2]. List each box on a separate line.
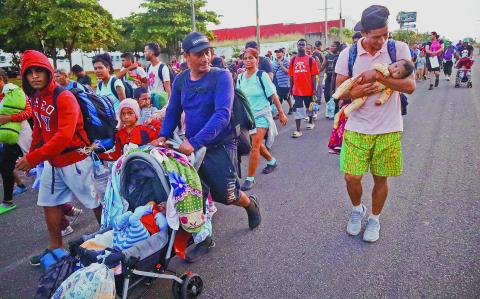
[339, 0, 343, 42]
[256, 0, 261, 48]
[191, 0, 196, 31]
[317, 2, 332, 47]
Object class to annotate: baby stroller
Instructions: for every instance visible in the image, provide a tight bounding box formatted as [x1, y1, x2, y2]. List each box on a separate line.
[455, 69, 473, 88]
[69, 143, 207, 299]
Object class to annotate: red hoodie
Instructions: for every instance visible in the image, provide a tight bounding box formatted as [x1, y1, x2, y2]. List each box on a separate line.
[21, 50, 90, 167]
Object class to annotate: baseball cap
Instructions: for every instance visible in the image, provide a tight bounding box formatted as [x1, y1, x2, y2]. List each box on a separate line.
[354, 5, 389, 32]
[314, 41, 322, 47]
[274, 48, 285, 53]
[182, 32, 212, 54]
[352, 32, 363, 40]
[245, 41, 258, 49]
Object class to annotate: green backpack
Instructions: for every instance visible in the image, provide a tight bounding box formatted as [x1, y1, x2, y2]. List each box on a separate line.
[0, 84, 27, 144]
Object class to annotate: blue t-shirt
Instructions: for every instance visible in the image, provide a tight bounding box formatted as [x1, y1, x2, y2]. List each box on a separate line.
[272, 58, 290, 88]
[236, 71, 275, 113]
[160, 68, 234, 149]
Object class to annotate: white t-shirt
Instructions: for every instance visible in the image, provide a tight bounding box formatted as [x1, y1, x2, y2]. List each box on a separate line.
[96, 76, 125, 111]
[147, 62, 170, 93]
[120, 66, 147, 89]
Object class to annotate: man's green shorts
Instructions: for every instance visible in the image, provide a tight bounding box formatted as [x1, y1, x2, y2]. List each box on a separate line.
[340, 130, 403, 177]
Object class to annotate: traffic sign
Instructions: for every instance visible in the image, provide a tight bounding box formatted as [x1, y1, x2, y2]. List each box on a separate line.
[397, 11, 417, 23]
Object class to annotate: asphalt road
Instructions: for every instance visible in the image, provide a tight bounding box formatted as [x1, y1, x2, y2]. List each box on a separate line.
[1, 60, 479, 299]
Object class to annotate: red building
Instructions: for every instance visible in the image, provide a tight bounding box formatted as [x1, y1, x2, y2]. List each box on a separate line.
[212, 20, 345, 41]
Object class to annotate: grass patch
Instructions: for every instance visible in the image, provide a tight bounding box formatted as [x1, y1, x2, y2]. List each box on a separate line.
[212, 33, 304, 48]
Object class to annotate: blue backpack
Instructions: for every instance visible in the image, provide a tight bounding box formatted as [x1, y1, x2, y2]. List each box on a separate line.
[53, 87, 118, 152]
[347, 40, 408, 115]
[348, 40, 397, 77]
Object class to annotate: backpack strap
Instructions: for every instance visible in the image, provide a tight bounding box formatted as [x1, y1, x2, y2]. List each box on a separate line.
[308, 56, 314, 73]
[158, 63, 166, 84]
[109, 77, 119, 100]
[348, 44, 358, 78]
[387, 40, 397, 63]
[256, 70, 270, 102]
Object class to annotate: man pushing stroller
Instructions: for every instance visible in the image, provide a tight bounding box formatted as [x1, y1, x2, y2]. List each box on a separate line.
[150, 32, 262, 262]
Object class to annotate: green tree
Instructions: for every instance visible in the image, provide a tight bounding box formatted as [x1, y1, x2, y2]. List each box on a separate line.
[0, 0, 118, 69]
[231, 47, 242, 59]
[134, 0, 220, 55]
[116, 15, 145, 54]
[329, 27, 354, 44]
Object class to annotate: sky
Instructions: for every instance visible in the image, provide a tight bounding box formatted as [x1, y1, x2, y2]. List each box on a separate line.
[99, 0, 480, 41]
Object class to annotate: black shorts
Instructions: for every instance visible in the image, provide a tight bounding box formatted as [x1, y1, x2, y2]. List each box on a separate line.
[426, 57, 440, 72]
[293, 95, 313, 109]
[198, 144, 240, 205]
[276, 87, 290, 102]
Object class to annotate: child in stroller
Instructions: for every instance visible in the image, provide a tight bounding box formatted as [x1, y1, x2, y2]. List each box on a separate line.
[69, 144, 210, 299]
[455, 50, 474, 88]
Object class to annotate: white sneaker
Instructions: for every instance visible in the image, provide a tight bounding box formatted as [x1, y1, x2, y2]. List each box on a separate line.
[312, 113, 318, 120]
[67, 207, 83, 225]
[291, 131, 303, 138]
[304, 117, 309, 121]
[363, 218, 380, 242]
[61, 225, 74, 237]
[446, 77, 450, 81]
[346, 204, 366, 236]
[306, 123, 315, 130]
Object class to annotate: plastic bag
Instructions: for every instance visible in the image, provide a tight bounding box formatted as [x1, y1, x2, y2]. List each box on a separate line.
[52, 262, 115, 299]
[325, 98, 336, 119]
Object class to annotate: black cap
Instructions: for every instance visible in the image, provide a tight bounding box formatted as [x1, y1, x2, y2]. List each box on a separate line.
[314, 41, 322, 47]
[354, 5, 389, 32]
[245, 40, 258, 49]
[182, 32, 212, 54]
[274, 48, 284, 53]
[352, 32, 363, 40]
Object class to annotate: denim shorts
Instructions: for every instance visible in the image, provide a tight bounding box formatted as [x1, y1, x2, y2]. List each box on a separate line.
[37, 157, 100, 209]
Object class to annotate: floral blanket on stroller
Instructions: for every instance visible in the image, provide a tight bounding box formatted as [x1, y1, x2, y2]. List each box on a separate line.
[101, 146, 207, 234]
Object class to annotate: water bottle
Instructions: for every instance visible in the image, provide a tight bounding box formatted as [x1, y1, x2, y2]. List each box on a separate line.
[92, 155, 110, 201]
[326, 98, 336, 119]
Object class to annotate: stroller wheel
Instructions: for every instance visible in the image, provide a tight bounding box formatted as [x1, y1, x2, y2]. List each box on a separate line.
[173, 272, 204, 299]
[467, 82, 472, 88]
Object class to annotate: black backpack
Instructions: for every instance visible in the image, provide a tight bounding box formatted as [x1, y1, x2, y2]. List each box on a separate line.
[147, 63, 177, 88]
[174, 68, 256, 155]
[53, 87, 118, 152]
[98, 76, 134, 99]
[34, 255, 77, 299]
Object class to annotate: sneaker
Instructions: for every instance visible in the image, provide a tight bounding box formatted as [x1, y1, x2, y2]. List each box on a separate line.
[304, 117, 309, 121]
[291, 131, 303, 138]
[428, 84, 433, 90]
[240, 180, 255, 191]
[306, 123, 315, 130]
[287, 107, 293, 115]
[312, 113, 318, 120]
[363, 218, 381, 242]
[67, 207, 83, 225]
[435, 77, 439, 87]
[346, 204, 366, 236]
[262, 162, 277, 174]
[12, 185, 27, 196]
[446, 77, 450, 81]
[245, 195, 261, 229]
[61, 225, 74, 237]
[30, 249, 49, 266]
[185, 236, 215, 263]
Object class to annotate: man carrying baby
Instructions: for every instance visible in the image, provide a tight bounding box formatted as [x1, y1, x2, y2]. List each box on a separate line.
[334, 5, 416, 242]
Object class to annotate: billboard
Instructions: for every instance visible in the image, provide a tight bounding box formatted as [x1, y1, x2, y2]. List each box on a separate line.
[396, 12, 417, 23]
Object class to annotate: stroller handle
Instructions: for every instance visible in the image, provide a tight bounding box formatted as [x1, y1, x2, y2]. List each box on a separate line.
[165, 132, 206, 171]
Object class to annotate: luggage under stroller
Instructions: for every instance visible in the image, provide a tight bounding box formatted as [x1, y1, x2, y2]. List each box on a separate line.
[69, 148, 205, 299]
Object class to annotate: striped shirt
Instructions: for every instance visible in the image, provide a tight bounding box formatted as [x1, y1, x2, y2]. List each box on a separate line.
[272, 58, 290, 88]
